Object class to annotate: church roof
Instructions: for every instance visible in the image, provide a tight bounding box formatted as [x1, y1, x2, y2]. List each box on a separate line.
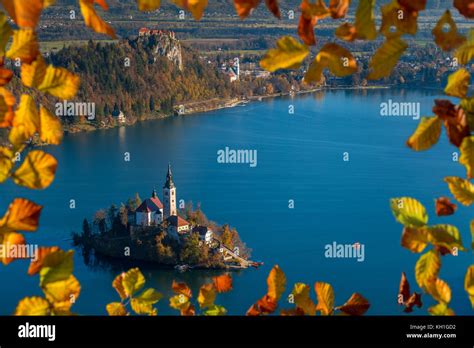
[167, 215, 189, 227]
[163, 163, 175, 189]
[136, 197, 162, 213]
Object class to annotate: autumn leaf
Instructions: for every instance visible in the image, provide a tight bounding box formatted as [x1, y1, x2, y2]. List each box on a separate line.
[445, 176, 474, 206]
[260, 36, 310, 72]
[336, 293, 370, 316]
[9, 94, 40, 146]
[246, 294, 278, 316]
[28, 246, 60, 275]
[454, 0, 474, 19]
[455, 29, 474, 65]
[399, 272, 422, 313]
[368, 37, 408, 80]
[291, 283, 316, 315]
[130, 288, 162, 314]
[213, 274, 233, 293]
[197, 283, 216, 308]
[42, 275, 81, 314]
[298, 11, 318, 45]
[305, 43, 357, 84]
[0, 65, 13, 87]
[433, 99, 470, 147]
[401, 227, 430, 253]
[0, 198, 42, 233]
[169, 294, 191, 311]
[15, 296, 50, 315]
[280, 307, 305, 316]
[39, 249, 74, 286]
[38, 65, 80, 100]
[0, 146, 13, 183]
[0, 0, 43, 28]
[460, 136, 474, 179]
[106, 302, 128, 316]
[445, 68, 471, 99]
[267, 264, 286, 301]
[21, 56, 47, 88]
[432, 10, 466, 51]
[0, 87, 15, 128]
[354, 0, 376, 40]
[136, 0, 161, 11]
[329, 0, 350, 19]
[428, 302, 455, 316]
[435, 197, 457, 217]
[171, 0, 208, 20]
[0, 13, 12, 55]
[121, 268, 145, 297]
[203, 304, 227, 316]
[390, 197, 428, 228]
[335, 23, 358, 42]
[415, 250, 440, 290]
[426, 224, 464, 253]
[171, 280, 192, 298]
[465, 265, 474, 308]
[425, 278, 451, 304]
[39, 106, 63, 145]
[461, 97, 474, 130]
[233, 0, 260, 18]
[404, 292, 422, 313]
[6, 29, 40, 64]
[314, 282, 334, 316]
[12, 150, 58, 190]
[380, 0, 418, 38]
[0, 232, 26, 265]
[79, 0, 117, 39]
[406, 116, 442, 151]
[398, 0, 426, 12]
[264, 0, 280, 18]
[399, 272, 410, 305]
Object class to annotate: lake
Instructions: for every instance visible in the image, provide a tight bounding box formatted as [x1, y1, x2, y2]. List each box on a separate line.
[1, 88, 472, 315]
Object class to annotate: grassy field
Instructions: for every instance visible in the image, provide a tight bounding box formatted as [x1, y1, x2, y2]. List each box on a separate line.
[39, 40, 117, 53]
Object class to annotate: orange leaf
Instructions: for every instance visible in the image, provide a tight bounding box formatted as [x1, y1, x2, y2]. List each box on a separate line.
[335, 23, 358, 42]
[12, 150, 58, 190]
[398, 0, 426, 12]
[337, 293, 370, 316]
[213, 274, 233, 293]
[0, 66, 13, 86]
[28, 246, 60, 275]
[433, 99, 470, 147]
[264, 0, 280, 18]
[171, 280, 192, 298]
[233, 0, 260, 18]
[0, 232, 26, 265]
[435, 197, 457, 217]
[432, 10, 466, 52]
[329, 0, 350, 19]
[454, 0, 474, 19]
[0, 0, 43, 28]
[79, 0, 116, 39]
[399, 272, 410, 302]
[0, 198, 42, 233]
[6, 29, 40, 64]
[404, 292, 422, 313]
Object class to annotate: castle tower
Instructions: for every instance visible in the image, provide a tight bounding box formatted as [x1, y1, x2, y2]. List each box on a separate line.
[163, 164, 177, 218]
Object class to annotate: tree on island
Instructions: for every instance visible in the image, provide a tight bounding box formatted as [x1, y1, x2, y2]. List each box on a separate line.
[180, 233, 208, 265]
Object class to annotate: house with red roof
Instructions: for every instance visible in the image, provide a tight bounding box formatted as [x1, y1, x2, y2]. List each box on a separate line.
[135, 189, 163, 226]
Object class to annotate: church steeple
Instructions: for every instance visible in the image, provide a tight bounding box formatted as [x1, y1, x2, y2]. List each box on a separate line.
[152, 188, 157, 198]
[164, 163, 175, 189]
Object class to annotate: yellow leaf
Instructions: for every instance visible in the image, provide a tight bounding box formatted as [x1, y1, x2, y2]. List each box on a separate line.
[0, 198, 42, 233]
[428, 302, 455, 316]
[112, 273, 128, 300]
[267, 264, 286, 301]
[314, 282, 334, 315]
[368, 37, 408, 80]
[354, 0, 376, 40]
[460, 136, 474, 179]
[171, 281, 192, 298]
[42, 275, 81, 314]
[130, 288, 162, 314]
[0, 232, 26, 265]
[336, 293, 370, 316]
[12, 150, 58, 190]
[171, 0, 208, 20]
[260, 36, 310, 73]
[39, 106, 63, 145]
[426, 224, 464, 252]
[122, 268, 145, 297]
[455, 29, 474, 65]
[390, 197, 428, 228]
[445, 176, 474, 206]
[79, 0, 117, 39]
[0, 0, 43, 28]
[465, 265, 474, 308]
[37, 65, 80, 100]
[445, 69, 471, 99]
[426, 278, 451, 304]
[14, 296, 50, 316]
[406, 116, 442, 151]
[415, 250, 440, 290]
[0, 146, 13, 183]
[0, 12, 13, 55]
[304, 43, 357, 83]
[21, 56, 47, 89]
[197, 283, 216, 308]
[9, 94, 40, 146]
[106, 302, 128, 316]
[432, 10, 466, 51]
[6, 29, 40, 64]
[169, 294, 191, 311]
[461, 97, 474, 130]
[401, 227, 430, 253]
[136, 0, 161, 11]
[291, 283, 316, 315]
[380, 0, 418, 38]
[204, 304, 227, 316]
[39, 249, 74, 286]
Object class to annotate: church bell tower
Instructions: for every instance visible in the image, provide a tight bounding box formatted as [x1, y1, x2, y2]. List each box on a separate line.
[163, 164, 177, 218]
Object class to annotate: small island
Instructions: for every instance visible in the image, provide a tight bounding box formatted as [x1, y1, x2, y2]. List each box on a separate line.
[73, 165, 259, 270]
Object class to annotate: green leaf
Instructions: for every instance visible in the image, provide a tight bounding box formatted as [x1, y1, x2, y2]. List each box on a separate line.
[131, 288, 162, 315]
[415, 250, 441, 290]
[204, 304, 227, 316]
[39, 250, 74, 286]
[390, 197, 428, 227]
[426, 224, 464, 252]
[445, 177, 474, 206]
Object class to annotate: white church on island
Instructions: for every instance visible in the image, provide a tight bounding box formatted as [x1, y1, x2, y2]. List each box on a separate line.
[133, 165, 213, 242]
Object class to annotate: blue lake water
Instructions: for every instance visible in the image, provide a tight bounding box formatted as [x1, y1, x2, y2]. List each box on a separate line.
[0, 88, 473, 315]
